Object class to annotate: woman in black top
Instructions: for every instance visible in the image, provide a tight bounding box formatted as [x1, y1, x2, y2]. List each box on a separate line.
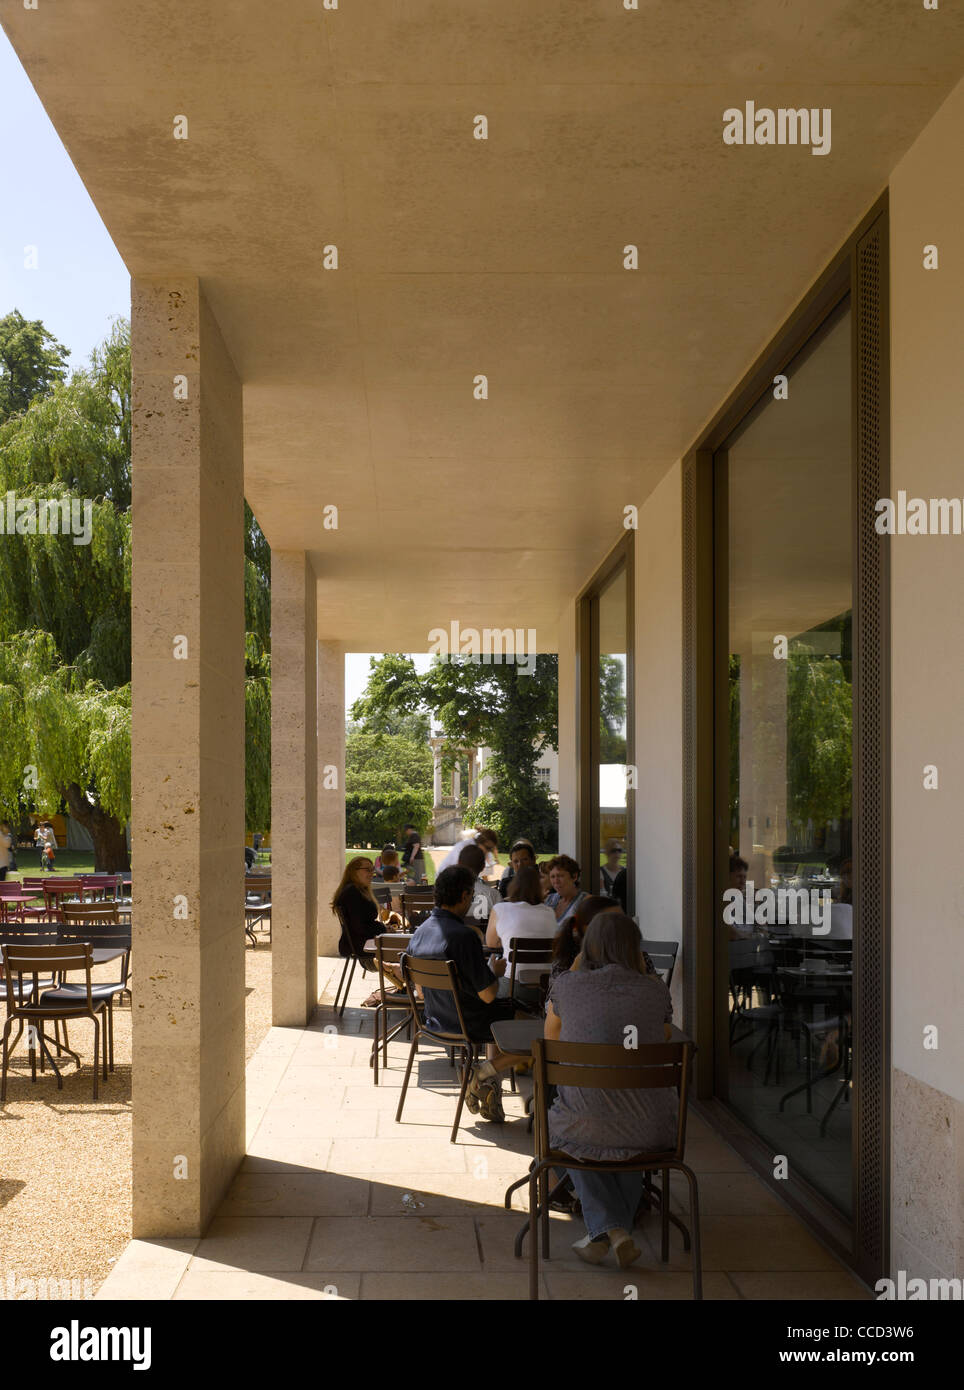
[332, 857, 380, 960]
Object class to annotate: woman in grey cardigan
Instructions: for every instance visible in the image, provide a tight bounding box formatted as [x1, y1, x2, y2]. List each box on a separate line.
[544, 912, 676, 1269]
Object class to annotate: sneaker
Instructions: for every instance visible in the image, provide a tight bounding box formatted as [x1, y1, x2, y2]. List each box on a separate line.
[608, 1228, 642, 1269]
[572, 1232, 610, 1265]
[478, 1079, 505, 1123]
[465, 1066, 488, 1115]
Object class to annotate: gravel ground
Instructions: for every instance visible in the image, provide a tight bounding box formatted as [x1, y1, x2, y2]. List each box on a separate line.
[0, 942, 274, 1300]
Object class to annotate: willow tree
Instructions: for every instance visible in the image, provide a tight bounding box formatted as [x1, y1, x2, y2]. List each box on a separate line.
[0, 318, 131, 867]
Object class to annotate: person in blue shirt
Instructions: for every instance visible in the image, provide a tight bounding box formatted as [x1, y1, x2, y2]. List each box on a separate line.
[408, 865, 524, 1122]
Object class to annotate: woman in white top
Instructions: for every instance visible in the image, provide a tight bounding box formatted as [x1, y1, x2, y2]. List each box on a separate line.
[486, 865, 558, 1002]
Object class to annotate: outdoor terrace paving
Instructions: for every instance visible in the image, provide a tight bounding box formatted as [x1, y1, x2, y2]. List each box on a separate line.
[97, 959, 870, 1302]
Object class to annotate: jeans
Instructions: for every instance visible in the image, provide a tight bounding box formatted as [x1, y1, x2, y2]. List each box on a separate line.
[568, 1168, 645, 1243]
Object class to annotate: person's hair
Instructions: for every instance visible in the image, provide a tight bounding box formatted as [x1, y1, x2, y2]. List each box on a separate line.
[730, 853, 748, 873]
[434, 864, 475, 909]
[458, 843, 486, 876]
[381, 843, 398, 859]
[382, 865, 401, 882]
[581, 912, 648, 975]
[404, 824, 417, 833]
[475, 828, 499, 851]
[507, 864, 544, 906]
[509, 838, 536, 861]
[537, 860, 552, 877]
[552, 894, 618, 968]
[548, 853, 580, 883]
[331, 856, 376, 910]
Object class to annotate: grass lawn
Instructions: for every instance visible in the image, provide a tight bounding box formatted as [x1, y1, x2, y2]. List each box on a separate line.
[9, 849, 101, 877]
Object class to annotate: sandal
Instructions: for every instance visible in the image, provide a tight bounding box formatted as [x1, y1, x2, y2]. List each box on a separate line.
[361, 989, 382, 1008]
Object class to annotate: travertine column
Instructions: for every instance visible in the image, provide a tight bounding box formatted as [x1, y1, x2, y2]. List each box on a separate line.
[432, 749, 442, 806]
[316, 640, 345, 955]
[131, 278, 245, 1237]
[270, 553, 318, 1025]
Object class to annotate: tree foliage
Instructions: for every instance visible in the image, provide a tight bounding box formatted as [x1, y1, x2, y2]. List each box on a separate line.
[0, 317, 131, 865]
[0, 310, 70, 424]
[351, 652, 560, 852]
[345, 726, 432, 845]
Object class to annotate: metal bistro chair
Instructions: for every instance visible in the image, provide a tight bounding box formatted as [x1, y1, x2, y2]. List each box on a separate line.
[56, 904, 131, 1069]
[244, 875, 272, 948]
[502, 938, 553, 1094]
[331, 905, 379, 1017]
[370, 932, 417, 1084]
[1, 941, 108, 1102]
[522, 1036, 702, 1301]
[400, 890, 435, 930]
[640, 939, 680, 989]
[395, 953, 482, 1144]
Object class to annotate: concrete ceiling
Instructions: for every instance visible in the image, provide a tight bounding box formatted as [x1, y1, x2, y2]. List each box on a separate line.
[4, 1, 964, 649]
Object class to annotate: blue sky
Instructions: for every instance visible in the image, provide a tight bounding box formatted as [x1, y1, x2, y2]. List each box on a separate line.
[0, 30, 130, 370]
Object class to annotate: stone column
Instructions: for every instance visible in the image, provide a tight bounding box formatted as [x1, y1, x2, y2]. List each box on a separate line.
[453, 763, 461, 803]
[131, 278, 245, 1237]
[432, 748, 442, 806]
[316, 640, 345, 955]
[270, 553, 318, 1026]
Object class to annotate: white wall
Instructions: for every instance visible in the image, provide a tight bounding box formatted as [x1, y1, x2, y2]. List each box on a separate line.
[889, 72, 964, 1280]
[632, 462, 683, 1002]
[890, 76, 964, 1107]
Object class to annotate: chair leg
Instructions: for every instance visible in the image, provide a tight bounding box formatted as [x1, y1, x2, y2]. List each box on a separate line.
[394, 1029, 420, 1125]
[333, 956, 352, 1016]
[682, 1164, 703, 1300]
[1, 1016, 13, 1104]
[103, 1009, 110, 1078]
[451, 1043, 474, 1143]
[92, 1018, 99, 1100]
[528, 1168, 541, 1301]
[540, 1163, 551, 1259]
[660, 1168, 670, 1262]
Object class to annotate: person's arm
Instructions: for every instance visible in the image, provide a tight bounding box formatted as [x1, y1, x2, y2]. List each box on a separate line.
[544, 1000, 562, 1040]
[485, 906, 500, 950]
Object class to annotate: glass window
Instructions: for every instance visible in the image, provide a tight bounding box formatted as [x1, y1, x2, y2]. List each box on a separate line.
[598, 568, 628, 906]
[720, 302, 854, 1217]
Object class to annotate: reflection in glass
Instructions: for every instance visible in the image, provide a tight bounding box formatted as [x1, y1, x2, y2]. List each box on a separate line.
[598, 568, 628, 908]
[723, 304, 854, 1217]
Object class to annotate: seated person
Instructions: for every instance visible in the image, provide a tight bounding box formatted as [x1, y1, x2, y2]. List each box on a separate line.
[332, 856, 380, 965]
[537, 860, 553, 900]
[548, 894, 620, 987]
[374, 844, 399, 879]
[459, 842, 499, 932]
[498, 838, 537, 899]
[244, 845, 255, 872]
[486, 865, 557, 1005]
[408, 865, 524, 1123]
[378, 865, 406, 927]
[545, 912, 676, 1271]
[546, 854, 588, 924]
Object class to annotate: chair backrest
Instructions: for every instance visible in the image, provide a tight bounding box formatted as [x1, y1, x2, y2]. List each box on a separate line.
[60, 903, 121, 927]
[2, 941, 94, 1010]
[43, 878, 83, 898]
[245, 876, 271, 898]
[332, 903, 370, 964]
[531, 1036, 693, 1163]
[640, 938, 680, 988]
[79, 875, 121, 899]
[505, 937, 556, 994]
[401, 892, 435, 929]
[399, 952, 470, 1041]
[371, 883, 395, 908]
[374, 932, 412, 999]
